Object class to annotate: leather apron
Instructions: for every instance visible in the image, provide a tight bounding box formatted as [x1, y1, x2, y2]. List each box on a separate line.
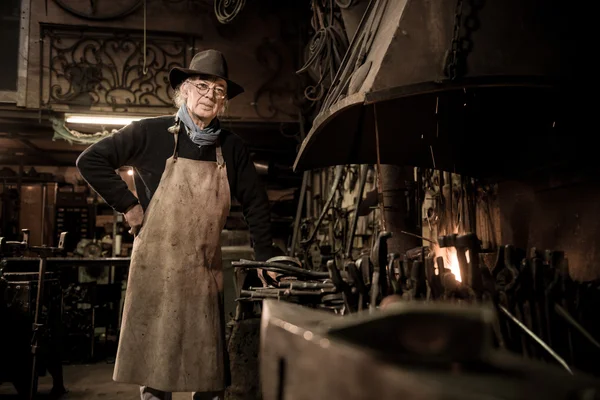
[113, 128, 230, 393]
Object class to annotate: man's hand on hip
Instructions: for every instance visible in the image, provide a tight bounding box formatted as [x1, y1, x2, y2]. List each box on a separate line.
[124, 204, 144, 236]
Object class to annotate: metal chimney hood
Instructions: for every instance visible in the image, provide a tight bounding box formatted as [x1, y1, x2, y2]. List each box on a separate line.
[293, 0, 578, 178]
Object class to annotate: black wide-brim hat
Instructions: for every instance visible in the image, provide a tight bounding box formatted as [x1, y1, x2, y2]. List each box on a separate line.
[169, 49, 244, 99]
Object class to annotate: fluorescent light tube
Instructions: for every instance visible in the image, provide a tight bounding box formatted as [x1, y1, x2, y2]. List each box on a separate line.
[64, 114, 146, 125]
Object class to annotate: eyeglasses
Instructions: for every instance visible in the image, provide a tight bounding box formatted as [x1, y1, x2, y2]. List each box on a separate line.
[188, 81, 227, 100]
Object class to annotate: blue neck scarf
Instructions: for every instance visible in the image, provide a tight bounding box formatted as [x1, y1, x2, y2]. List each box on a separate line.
[176, 105, 221, 147]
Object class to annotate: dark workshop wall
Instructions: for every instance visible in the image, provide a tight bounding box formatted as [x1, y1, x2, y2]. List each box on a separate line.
[0, 0, 20, 91]
[498, 170, 600, 282]
[24, 0, 300, 122]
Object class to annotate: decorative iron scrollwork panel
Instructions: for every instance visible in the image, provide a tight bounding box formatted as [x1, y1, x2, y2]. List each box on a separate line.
[40, 24, 193, 111]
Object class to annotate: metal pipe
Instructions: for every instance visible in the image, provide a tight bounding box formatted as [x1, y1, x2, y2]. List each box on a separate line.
[40, 184, 47, 245]
[3, 257, 131, 266]
[381, 164, 421, 254]
[306, 170, 312, 222]
[312, 170, 320, 219]
[52, 183, 58, 246]
[345, 164, 368, 258]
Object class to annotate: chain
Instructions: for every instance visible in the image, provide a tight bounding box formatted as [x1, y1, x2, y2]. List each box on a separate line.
[444, 0, 464, 80]
[142, 0, 148, 75]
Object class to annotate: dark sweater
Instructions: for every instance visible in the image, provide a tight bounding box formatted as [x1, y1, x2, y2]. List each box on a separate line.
[76, 115, 274, 261]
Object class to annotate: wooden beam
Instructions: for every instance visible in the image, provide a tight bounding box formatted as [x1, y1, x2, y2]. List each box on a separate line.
[0, 150, 76, 167]
[16, 138, 61, 164]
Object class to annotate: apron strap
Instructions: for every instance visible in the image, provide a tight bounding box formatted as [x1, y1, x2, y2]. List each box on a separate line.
[168, 117, 181, 162]
[171, 119, 222, 165]
[215, 144, 225, 167]
[172, 130, 180, 161]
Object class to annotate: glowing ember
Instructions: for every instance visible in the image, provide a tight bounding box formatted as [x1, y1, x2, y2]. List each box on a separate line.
[442, 247, 461, 283]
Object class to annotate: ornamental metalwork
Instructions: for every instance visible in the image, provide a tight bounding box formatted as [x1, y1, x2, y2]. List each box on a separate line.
[296, 0, 349, 102]
[334, 0, 359, 8]
[214, 0, 246, 24]
[39, 23, 194, 112]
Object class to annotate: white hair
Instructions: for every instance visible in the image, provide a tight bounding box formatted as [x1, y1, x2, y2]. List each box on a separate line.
[172, 78, 229, 117]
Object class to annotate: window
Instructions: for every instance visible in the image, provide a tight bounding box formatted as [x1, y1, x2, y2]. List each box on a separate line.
[0, 0, 22, 92]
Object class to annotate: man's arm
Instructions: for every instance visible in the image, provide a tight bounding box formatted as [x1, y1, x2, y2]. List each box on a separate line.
[233, 141, 276, 261]
[76, 121, 145, 213]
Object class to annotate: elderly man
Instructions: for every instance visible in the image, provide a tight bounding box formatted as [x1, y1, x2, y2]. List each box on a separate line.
[76, 49, 277, 400]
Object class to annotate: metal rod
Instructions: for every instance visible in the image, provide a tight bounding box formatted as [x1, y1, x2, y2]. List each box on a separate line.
[345, 165, 369, 258]
[399, 230, 435, 244]
[290, 111, 309, 256]
[52, 183, 58, 246]
[3, 257, 131, 266]
[498, 305, 573, 375]
[302, 166, 344, 245]
[373, 104, 386, 231]
[38, 28, 44, 119]
[555, 303, 600, 351]
[30, 255, 48, 399]
[306, 170, 312, 222]
[232, 260, 330, 279]
[278, 281, 335, 289]
[369, 270, 380, 314]
[112, 210, 118, 258]
[40, 184, 47, 245]
[17, 159, 24, 202]
[321, 0, 377, 110]
[291, 171, 309, 256]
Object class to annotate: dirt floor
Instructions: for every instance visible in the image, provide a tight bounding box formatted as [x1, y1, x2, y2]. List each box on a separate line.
[0, 318, 262, 400]
[0, 363, 193, 399]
